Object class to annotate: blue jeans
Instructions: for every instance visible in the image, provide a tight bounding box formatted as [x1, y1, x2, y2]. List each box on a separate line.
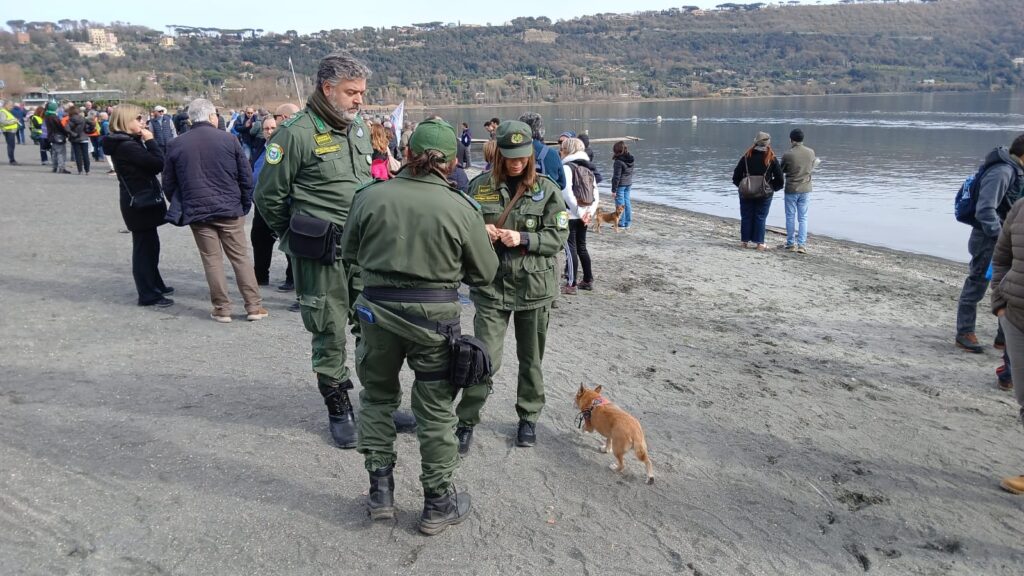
[739, 195, 773, 244]
[785, 193, 810, 246]
[956, 227, 997, 336]
[615, 185, 632, 228]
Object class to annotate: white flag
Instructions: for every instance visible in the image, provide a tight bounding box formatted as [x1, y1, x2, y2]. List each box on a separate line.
[390, 100, 405, 145]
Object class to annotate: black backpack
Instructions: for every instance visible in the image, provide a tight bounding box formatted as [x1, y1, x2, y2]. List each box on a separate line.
[567, 161, 596, 206]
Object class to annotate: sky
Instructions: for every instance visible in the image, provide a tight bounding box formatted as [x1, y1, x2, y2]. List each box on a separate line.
[11, 0, 836, 35]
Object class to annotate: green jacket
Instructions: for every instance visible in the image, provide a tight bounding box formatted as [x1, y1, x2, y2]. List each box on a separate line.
[341, 169, 499, 291]
[467, 172, 569, 311]
[253, 109, 373, 255]
[781, 142, 816, 194]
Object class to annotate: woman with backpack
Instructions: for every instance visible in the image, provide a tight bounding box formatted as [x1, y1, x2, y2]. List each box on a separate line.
[559, 137, 599, 294]
[66, 105, 91, 175]
[43, 102, 71, 174]
[611, 141, 635, 229]
[732, 131, 784, 250]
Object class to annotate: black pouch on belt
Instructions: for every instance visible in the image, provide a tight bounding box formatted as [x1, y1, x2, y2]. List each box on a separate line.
[289, 213, 340, 265]
[450, 335, 492, 389]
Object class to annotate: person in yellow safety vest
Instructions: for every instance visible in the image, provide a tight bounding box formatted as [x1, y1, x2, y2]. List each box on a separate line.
[29, 106, 48, 165]
[0, 100, 20, 165]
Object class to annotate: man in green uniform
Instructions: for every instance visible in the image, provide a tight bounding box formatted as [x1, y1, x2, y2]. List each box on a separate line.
[341, 119, 498, 535]
[253, 52, 376, 449]
[454, 121, 569, 453]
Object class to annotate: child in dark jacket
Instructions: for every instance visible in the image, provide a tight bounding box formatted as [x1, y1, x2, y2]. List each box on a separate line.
[611, 141, 635, 229]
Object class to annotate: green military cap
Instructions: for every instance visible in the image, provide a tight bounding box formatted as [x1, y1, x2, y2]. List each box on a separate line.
[495, 120, 533, 159]
[409, 118, 458, 161]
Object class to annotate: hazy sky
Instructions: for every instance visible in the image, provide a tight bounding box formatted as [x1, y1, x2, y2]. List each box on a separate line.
[11, 1, 835, 35]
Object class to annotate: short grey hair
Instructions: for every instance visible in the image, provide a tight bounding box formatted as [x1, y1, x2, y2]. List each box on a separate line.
[560, 137, 585, 156]
[188, 98, 217, 124]
[316, 52, 371, 92]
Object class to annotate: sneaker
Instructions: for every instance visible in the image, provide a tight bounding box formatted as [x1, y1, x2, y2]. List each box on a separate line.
[277, 281, 294, 292]
[160, 286, 175, 296]
[560, 285, 577, 295]
[246, 307, 269, 321]
[578, 280, 594, 291]
[756, 244, 768, 251]
[1000, 475, 1024, 495]
[955, 332, 984, 353]
[995, 332, 1006, 350]
[785, 244, 797, 252]
[106, 169, 116, 175]
[796, 245, 807, 254]
[516, 420, 536, 447]
[210, 313, 232, 323]
[140, 297, 174, 308]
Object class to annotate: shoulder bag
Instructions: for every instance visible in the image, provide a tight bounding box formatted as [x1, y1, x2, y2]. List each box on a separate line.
[738, 156, 772, 200]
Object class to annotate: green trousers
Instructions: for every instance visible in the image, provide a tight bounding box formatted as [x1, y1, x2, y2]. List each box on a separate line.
[292, 256, 350, 384]
[455, 304, 550, 427]
[354, 297, 460, 495]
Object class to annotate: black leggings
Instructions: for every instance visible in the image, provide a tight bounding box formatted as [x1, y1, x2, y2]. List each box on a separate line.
[566, 219, 592, 285]
[71, 141, 90, 173]
[251, 207, 292, 285]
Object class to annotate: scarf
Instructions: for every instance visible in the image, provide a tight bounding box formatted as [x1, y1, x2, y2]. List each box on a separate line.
[307, 89, 352, 132]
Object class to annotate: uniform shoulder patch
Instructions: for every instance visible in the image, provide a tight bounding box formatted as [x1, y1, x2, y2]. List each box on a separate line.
[266, 143, 284, 165]
[556, 210, 570, 230]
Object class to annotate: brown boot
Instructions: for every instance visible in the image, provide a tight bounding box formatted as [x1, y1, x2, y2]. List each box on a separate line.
[955, 332, 984, 353]
[1000, 475, 1024, 494]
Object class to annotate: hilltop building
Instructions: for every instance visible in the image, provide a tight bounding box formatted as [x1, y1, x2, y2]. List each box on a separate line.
[71, 28, 124, 58]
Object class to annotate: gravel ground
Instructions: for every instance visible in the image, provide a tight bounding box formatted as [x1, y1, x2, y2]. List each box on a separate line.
[1, 145, 1023, 575]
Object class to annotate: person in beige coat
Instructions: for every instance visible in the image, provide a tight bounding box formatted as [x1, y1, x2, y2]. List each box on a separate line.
[780, 128, 816, 253]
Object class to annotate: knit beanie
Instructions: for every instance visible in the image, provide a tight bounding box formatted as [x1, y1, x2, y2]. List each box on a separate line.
[45, 101, 58, 116]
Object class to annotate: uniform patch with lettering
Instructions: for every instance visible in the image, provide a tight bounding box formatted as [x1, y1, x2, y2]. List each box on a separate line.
[314, 144, 342, 155]
[266, 143, 284, 165]
[314, 133, 333, 146]
[474, 193, 500, 203]
[525, 217, 537, 231]
[556, 211, 569, 230]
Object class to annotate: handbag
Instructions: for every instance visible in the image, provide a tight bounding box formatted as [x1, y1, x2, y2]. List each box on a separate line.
[117, 171, 165, 209]
[738, 157, 772, 200]
[288, 212, 340, 265]
[386, 149, 401, 174]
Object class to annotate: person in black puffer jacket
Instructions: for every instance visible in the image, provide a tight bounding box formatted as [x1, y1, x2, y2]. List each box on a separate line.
[611, 141, 635, 229]
[732, 131, 784, 250]
[66, 105, 91, 175]
[102, 104, 174, 308]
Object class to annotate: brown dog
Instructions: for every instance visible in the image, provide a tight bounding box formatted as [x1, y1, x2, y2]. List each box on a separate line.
[591, 205, 625, 234]
[574, 384, 654, 484]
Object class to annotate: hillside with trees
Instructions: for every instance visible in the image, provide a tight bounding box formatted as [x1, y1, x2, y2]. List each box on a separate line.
[2, 0, 1021, 107]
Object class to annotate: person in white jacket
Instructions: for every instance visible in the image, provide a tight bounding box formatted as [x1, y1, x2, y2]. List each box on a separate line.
[559, 137, 600, 294]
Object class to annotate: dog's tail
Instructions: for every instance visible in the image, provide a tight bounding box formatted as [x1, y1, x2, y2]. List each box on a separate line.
[635, 436, 654, 485]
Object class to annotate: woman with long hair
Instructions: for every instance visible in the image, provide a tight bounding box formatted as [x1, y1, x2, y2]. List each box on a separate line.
[369, 123, 392, 181]
[611, 141, 635, 229]
[732, 131, 784, 250]
[102, 105, 174, 307]
[453, 120, 569, 453]
[66, 105, 91, 175]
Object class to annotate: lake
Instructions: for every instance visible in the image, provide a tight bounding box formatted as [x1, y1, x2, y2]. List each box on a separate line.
[425, 92, 1024, 262]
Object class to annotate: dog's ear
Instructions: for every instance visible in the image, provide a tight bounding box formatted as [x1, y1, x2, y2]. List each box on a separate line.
[594, 384, 603, 394]
[578, 383, 585, 392]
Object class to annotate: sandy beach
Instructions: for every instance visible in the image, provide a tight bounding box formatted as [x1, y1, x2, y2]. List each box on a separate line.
[1, 146, 1023, 575]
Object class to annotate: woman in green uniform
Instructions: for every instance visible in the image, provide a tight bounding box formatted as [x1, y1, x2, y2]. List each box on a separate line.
[454, 120, 569, 452]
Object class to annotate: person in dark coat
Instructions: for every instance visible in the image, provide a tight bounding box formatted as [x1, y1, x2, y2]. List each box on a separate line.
[163, 98, 265, 323]
[103, 105, 173, 307]
[732, 132, 785, 250]
[66, 105, 91, 175]
[611, 141, 635, 229]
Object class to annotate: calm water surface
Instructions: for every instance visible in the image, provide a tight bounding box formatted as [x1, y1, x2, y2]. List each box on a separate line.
[427, 92, 1024, 262]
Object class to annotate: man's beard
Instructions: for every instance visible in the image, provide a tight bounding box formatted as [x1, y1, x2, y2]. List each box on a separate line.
[329, 101, 358, 122]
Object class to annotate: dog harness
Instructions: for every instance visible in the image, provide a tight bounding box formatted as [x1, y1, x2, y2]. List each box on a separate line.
[575, 396, 610, 429]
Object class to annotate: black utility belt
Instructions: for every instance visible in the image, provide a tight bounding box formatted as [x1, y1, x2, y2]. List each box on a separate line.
[289, 213, 341, 265]
[361, 289, 491, 389]
[362, 287, 459, 303]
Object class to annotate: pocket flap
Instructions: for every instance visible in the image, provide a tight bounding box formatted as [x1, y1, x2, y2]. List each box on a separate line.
[298, 293, 325, 309]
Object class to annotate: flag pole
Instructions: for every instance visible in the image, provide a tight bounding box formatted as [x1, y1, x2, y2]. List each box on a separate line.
[289, 57, 303, 103]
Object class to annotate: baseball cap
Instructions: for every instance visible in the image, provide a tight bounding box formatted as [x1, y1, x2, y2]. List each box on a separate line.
[409, 118, 457, 162]
[495, 121, 534, 159]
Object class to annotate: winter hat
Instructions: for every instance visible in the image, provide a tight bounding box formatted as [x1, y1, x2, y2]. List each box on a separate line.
[45, 101, 58, 116]
[409, 118, 458, 162]
[754, 132, 771, 147]
[519, 112, 545, 140]
[559, 130, 576, 140]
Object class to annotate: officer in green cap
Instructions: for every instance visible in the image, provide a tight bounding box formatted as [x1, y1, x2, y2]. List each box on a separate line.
[454, 120, 569, 453]
[254, 51, 379, 449]
[341, 118, 499, 535]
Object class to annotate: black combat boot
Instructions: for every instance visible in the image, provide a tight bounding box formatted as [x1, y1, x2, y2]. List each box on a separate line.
[393, 410, 417, 434]
[368, 464, 395, 520]
[516, 420, 536, 447]
[455, 425, 474, 455]
[318, 378, 356, 449]
[418, 485, 472, 536]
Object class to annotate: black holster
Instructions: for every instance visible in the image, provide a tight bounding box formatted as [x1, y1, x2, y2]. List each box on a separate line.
[289, 213, 340, 265]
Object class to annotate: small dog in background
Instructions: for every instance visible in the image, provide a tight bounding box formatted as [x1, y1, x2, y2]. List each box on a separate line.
[591, 205, 625, 233]
[574, 384, 654, 484]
